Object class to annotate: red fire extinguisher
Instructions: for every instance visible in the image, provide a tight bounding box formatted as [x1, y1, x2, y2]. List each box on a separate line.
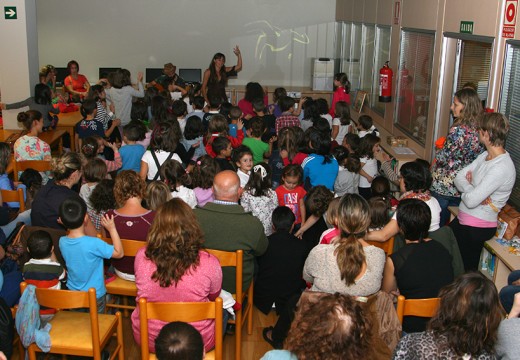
[379, 61, 393, 103]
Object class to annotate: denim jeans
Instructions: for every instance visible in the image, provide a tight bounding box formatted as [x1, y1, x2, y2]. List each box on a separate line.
[499, 270, 520, 313]
[431, 192, 461, 226]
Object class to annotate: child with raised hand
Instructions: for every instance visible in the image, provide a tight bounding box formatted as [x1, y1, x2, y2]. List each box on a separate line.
[243, 117, 277, 165]
[191, 155, 218, 207]
[79, 158, 107, 218]
[119, 121, 146, 173]
[88, 179, 116, 231]
[241, 163, 278, 236]
[181, 116, 206, 161]
[358, 134, 381, 199]
[160, 159, 196, 208]
[140, 121, 183, 182]
[333, 145, 361, 197]
[205, 114, 244, 158]
[275, 165, 306, 231]
[81, 135, 122, 173]
[58, 196, 124, 313]
[319, 197, 341, 245]
[233, 145, 253, 188]
[331, 101, 353, 145]
[357, 114, 379, 138]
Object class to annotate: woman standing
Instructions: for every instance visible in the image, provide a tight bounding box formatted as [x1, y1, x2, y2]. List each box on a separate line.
[430, 88, 484, 226]
[451, 112, 515, 271]
[132, 199, 222, 354]
[201, 46, 242, 103]
[64, 60, 90, 102]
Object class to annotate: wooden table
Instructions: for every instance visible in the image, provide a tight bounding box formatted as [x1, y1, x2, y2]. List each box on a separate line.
[0, 129, 66, 173]
[56, 111, 82, 151]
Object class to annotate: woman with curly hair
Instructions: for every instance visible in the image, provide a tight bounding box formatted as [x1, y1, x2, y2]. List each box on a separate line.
[202, 46, 242, 103]
[393, 272, 502, 359]
[105, 171, 155, 281]
[131, 199, 222, 354]
[262, 293, 373, 360]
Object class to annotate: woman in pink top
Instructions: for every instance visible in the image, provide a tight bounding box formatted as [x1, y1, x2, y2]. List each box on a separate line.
[131, 199, 222, 353]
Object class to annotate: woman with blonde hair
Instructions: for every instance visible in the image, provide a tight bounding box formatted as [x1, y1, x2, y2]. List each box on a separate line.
[132, 199, 222, 354]
[105, 171, 155, 281]
[145, 181, 172, 211]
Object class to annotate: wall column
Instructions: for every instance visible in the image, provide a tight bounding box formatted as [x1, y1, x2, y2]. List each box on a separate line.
[0, 0, 38, 129]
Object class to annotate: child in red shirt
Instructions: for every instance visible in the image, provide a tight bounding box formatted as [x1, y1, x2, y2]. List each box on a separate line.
[275, 165, 306, 229]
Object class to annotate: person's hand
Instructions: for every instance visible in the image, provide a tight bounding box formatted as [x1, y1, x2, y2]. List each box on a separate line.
[294, 228, 304, 239]
[105, 141, 118, 151]
[237, 119, 244, 130]
[375, 150, 391, 162]
[137, 72, 144, 82]
[112, 118, 121, 127]
[466, 170, 473, 184]
[299, 97, 308, 105]
[192, 141, 201, 148]
[367, 175, 374, 183]
[233, 45, 241, 56]
[0, 351, 7, 360]
[269, 136, 277, 144]
[509, 292, 520, 318]
[101, 214, 116, 232]
[109, 103, 115, 113]
[0, 103, 5, 110]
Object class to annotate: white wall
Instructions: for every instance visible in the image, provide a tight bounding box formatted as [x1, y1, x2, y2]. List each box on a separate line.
[36, 0, 337, 87]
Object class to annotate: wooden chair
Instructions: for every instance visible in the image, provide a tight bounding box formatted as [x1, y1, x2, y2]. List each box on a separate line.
[100, 236, 146, 315]
[19, 282, 124, 360]
[1, 188, 25, 212]
[11, 307, 24, 359]
[367, 236, 395, 255]
[205, 249, 253, 360]
[396, 295, 440, 325]
[138, 297, 223, 360]
[13, 160, 51, 181]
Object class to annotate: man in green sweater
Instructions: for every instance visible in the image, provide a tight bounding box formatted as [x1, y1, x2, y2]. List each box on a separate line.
[194, 170, 268, 294]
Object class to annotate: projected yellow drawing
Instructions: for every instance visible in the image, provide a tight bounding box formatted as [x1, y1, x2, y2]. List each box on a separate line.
[246, 20, 310, 60]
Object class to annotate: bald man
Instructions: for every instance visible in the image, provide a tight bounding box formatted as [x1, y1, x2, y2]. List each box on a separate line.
[194, 170, 268, 294]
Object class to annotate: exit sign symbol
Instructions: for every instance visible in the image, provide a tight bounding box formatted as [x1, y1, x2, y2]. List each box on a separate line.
[460, 21, 474, 34]
[4, 6, 17, 19]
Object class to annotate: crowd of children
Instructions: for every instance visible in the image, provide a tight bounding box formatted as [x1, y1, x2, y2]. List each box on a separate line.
[1, 65, 518, 360]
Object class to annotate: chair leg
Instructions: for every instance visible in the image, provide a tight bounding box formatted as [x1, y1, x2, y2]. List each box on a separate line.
[122, 296, 129, 318]
[235, 310, 242, 360]
[247, 285, 254, 335]
[28, 346, 37, 360]
[116, 312, 125, 360]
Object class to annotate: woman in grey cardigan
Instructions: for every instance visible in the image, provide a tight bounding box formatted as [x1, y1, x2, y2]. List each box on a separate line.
[450, 112, 516, 271]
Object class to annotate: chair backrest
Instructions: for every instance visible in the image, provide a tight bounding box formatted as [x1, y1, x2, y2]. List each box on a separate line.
[138, 297, 223, 360]
[19, 282, 103, 354]
[99, 236, 146, 256]
[396, 295, 440, 324]
[13, 160, 51, 181]
[1, 189, 25, 212]
[205, 249, 243, 299]
[367, 236, 395, 255]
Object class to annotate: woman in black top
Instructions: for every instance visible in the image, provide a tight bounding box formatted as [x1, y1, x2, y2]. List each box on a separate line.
[201, 46, 242, 103]
[382, 199, 454, 333]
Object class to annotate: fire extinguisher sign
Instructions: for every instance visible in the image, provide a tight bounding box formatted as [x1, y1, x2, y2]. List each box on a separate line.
[503, 0, 517, 38]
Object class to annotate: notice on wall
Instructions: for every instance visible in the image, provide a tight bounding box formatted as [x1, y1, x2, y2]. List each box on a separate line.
[503, 0, 518, 38]
[394, 1, 401, 25]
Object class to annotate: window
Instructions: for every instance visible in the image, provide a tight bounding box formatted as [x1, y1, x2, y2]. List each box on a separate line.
[394, 29, 435, 145]
[339, 22, 351, 74]
[341, 23, 362, 94]
[498, 41, 520, 209]
[371, 25, 391, 116]
[360, 24, 375, 95]
[455, 40, 492, 104]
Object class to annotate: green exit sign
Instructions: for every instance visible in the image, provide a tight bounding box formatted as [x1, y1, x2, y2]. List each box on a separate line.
[460, 21, 474, 34]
